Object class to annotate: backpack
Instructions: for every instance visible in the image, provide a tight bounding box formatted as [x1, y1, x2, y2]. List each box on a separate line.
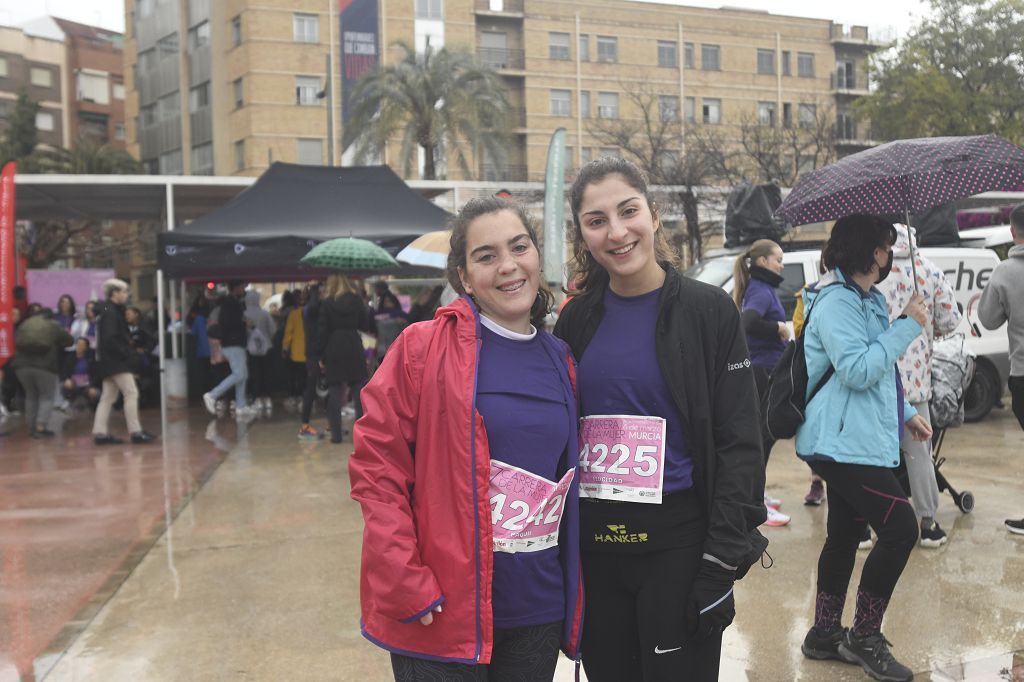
[16, 318, 54, 355]
[247, 326, 271, 356]
[761, 284, 838, 441]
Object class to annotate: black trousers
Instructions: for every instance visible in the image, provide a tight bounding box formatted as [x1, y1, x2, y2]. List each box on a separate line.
[247, 353, 273, 397]
[326, 383, 349, 443]
[1009, 375, 1024, 431]
[300, 359, 320, 424]
[581, 547, 721, 682]
[809, 460, 918, 600]
[752, 365, 775, 463]
[390, 621, 561, 681]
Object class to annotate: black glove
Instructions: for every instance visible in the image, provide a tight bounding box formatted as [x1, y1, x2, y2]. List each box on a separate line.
[686, 560, 736, 639]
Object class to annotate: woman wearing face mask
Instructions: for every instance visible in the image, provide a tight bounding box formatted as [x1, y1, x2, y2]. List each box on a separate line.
[796, 214, 930, 682]
[554, 158, 766, 681]
[733, 239, 791, 526]
[349, 197, 583, 679]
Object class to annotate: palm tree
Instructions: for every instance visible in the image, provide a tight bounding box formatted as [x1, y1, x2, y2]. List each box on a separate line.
[343, 41, 511, 180]
[32, 136, 142, 174]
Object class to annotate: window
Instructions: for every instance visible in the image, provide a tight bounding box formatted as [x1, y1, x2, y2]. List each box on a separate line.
[701, 44, 720, 71]
[30, 67, 52, 88]
[77, 71, 110, 104]
[758, 101, 776, 127]
[684, 96, 695, 123]
[296, 76, 321, 105]
[684, 42, 694, 69]
[782, 102, 792, 128]
[137, 49, 154, 72]
[189, 82, 210, 112]
[781, 50, 791, 76]
[549, 32, 570, 60]
[838, 111, 856, 139]
[159, 149, 183, 175]
[599, 147, 619, 158]
[0, 56, 7, 78]
[550, 89, 571, 117]
[141, 104, 156, 127]
[191, 142, 213, 174]
[702, 98, 721, 124]
[658, 150, 679, 174]
[416, 0, 442, 19]
[757, 49, 774, 75]
[597, 36, 617, 63]
[231, 15, 242, 47]
[0, 101, 11, 119]
[836, 60, 856, 89]
[157, 32, 179, 59]
[657, 41, 677, 68]
[35, 111, 54, 131]
[578, 34, 589, 62]
[580, 91, 590, 118]
[113, 82, 125, 99]
[157, 91, 180, 121]
[797, 52, 815, 77]
[297, 138, 324, 165]
[233, 78, 243, 108]
[188, 21, 210, 50]
[798, 103, 817, 129]
[597, 91, 618, 119]
[115, 123, 126, 140]
[293, 13, 319, 43]
[234, 140, 245, 171]
[659, 95, 679, 122]
[581, 147, 593, 165]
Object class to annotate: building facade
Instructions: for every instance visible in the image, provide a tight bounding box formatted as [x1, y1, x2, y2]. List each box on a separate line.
[0, 23, 68, 149]
[123, 0, 880, 180]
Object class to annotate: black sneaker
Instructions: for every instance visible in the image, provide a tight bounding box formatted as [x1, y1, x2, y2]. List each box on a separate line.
[919, 521, 947, 548]
[130, 431, 157, 444]
[838, 630, 914, 681]
[801, 626, 850, 661]
[94, 434, 124, 445]
[1006, 518, 1024, 535]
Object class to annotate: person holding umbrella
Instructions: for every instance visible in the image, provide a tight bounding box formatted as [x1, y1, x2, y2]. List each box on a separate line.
[349, 197, 583, 678]
[796, 214, 931, 682]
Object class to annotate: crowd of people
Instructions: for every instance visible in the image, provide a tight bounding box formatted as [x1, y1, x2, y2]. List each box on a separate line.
[348, 158, 1024, 682]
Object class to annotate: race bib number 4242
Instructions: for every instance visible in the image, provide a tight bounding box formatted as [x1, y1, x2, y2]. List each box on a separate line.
[578, 415, 666, 504]
[488, 461, 574, 554]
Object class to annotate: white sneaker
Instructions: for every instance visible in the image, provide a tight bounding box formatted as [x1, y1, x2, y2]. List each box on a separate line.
[202, 392, 217, 415]
[858, 528, 874, 550]
[235, 405, 258, 421]
[261, 397, 273, 416]
[763, 505, 791, 527]
[341, 406, 355, 418]
[764, 493, 782, 510]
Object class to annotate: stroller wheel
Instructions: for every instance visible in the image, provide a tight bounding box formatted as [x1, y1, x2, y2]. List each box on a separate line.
[956, 491, 975, 514]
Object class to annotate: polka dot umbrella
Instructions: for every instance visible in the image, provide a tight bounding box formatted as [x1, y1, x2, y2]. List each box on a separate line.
[300, 237, 398, 272]
[776, 133, 1024, 287]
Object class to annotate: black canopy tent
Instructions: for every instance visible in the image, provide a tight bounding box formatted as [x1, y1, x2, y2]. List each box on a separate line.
[157, 163, 451, 280]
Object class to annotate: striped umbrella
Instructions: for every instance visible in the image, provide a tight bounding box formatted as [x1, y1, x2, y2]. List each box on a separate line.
[395, 229, 451, 270]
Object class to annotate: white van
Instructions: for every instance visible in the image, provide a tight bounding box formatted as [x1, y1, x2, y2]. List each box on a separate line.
[685, 247, 1011, 422]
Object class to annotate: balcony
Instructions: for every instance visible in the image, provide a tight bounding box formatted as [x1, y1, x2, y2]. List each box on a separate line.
[477, 47, 525, 71]
[830, 72, 869, 95]
[474, 0, 524, 15]
[480, 164, 528, 182]
[829, 23, 887, 48]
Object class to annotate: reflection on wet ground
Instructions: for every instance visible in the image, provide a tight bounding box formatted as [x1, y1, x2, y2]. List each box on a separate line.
[1, 401, 1022, 681]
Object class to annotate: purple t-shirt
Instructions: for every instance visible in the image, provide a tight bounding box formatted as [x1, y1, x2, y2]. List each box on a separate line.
[476, 319, 569, 629]
[578, 287, 694, 493]
[742, 278, 787, 370]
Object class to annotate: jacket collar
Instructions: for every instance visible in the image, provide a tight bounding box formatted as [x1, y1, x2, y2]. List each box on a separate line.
[749, 265, 784, 288]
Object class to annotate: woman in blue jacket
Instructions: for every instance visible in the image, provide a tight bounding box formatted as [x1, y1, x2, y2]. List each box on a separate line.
[797, 215, 930, 682]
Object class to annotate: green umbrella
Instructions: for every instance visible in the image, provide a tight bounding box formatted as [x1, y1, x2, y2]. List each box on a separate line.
[300, 237, 398, 271]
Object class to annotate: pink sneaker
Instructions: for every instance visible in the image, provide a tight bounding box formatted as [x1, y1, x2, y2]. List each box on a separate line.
[764, 493, 782, 510]
[763, 506, 791, 527]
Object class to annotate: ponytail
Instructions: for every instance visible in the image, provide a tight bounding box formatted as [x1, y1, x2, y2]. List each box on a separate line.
[732, 250, 752, 309]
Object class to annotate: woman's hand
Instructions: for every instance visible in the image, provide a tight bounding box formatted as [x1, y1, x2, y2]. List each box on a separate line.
[902, 293, 928, 327]
[906, 414, 933, 442]
[777, 322, 791, 342]
[419, 604, 443, 626]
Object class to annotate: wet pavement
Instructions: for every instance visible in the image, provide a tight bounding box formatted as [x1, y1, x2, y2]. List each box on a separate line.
[1, 400, 1022, 681]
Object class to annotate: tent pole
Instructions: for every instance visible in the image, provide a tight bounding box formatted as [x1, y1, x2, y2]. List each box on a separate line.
[179, 280, 187, 359]
[167, 183, 180, 358]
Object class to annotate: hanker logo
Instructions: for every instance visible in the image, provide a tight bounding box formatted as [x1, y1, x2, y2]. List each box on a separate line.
[727, 358, 751, 372]
[595, 524, 649, 544]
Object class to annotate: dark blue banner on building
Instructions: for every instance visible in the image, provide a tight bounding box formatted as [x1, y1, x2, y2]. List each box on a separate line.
[339, 0, 379, 130]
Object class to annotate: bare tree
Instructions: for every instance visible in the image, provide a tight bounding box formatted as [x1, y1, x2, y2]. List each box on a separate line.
[586, 84, 740, 264]
[736, 101, 838, 186]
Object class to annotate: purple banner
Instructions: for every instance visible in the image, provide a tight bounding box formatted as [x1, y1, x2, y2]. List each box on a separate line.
[25, 269, 116, 311]
[340, 0, 379, 129]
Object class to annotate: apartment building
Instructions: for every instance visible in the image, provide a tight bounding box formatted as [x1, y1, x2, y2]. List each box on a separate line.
[123, 0, 880, 180]
[0, 22, 68, 149]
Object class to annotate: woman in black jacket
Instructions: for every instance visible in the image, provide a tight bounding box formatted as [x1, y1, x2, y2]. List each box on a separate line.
[317, 274, 370, 443]
[554, 158, 765, 682]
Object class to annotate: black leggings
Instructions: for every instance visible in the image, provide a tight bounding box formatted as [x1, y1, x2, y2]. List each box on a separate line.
[810, 460, 918, 600]
[326, 383, 349, 443]
[581, 547, 721, 682]
[247, 353, 272, 397]
[1009, 375, 1024, 431]
[300, 359, 320, 424]
[390, 621, 561, 681]
[752, 365, 775, 463]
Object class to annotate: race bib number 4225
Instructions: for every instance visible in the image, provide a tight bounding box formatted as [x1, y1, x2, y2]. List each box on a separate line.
[578, 415, 666, 504]
[488, 461, 574, 554]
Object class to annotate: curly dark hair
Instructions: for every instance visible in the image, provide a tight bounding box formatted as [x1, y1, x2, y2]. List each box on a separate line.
[821, 214, 897, 276]
[445, 196, 553, 327]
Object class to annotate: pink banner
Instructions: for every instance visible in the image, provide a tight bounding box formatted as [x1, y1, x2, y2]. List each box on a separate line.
[24, 269, 115, 312]
[0, 161, 16, 366]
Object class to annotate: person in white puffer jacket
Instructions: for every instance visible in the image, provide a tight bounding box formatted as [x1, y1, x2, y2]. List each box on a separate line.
[877, 224, 961, 548]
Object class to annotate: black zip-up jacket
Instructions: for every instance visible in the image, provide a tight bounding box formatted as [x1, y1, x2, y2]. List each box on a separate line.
[554, 266, 767, 569]
[94, 301, 135, 380]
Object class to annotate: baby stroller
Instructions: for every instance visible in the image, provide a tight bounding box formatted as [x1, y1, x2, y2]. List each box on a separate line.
[926, 335, 977, 514]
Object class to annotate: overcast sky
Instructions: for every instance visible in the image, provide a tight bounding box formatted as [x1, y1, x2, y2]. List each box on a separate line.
[0, 0, 931, 40]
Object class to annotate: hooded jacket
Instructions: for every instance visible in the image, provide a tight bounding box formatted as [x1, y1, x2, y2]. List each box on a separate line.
[876, 225, 962, 403]
[243, 290, 277, 357]
[978, 242, 1024, 376]
[797, 268, 921, 467]
[349, 296, 584, 664]
[554, 266, 766, 570]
